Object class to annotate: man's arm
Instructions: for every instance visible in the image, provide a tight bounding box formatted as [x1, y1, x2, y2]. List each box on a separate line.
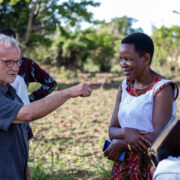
[13, 82, 99, 123]
[19, 57, 57, 102]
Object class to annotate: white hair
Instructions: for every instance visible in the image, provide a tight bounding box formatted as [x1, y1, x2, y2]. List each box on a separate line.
[0, 34, 20, 52]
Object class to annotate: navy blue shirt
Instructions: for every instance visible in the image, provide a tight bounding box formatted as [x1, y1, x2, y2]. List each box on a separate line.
[0, 84, 29, 180]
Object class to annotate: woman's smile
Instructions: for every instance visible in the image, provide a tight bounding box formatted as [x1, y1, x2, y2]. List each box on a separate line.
[122, 69, 132, 76]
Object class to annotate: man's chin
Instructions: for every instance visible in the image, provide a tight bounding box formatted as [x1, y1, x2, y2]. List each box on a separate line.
[9, 77, 17, 83]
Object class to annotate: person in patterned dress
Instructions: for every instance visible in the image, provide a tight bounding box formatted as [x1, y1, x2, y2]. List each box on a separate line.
[104, 32, 178, 180]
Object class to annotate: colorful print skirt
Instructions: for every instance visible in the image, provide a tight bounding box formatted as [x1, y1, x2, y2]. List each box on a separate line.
[110, 151, 152, 180]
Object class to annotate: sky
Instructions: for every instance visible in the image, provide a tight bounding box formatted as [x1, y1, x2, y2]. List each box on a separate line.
[84, 0, 180, 35]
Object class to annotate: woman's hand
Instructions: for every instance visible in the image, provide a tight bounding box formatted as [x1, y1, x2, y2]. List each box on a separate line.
[122, 127, 151, 152]
[104, 139, 126, 161]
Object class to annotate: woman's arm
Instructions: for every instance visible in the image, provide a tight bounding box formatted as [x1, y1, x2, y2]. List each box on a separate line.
[109, 85, 124, 140]
[143, 85, 174, 142]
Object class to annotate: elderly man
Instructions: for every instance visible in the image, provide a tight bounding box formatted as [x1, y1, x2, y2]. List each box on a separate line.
[0, 28, 57, 103]
[0, 34, 99, 180]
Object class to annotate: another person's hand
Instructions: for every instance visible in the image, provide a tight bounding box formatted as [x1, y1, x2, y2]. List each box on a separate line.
[122, 127, 151, 152]
[69, 82, 100, 98]
[104, 139, 126, 161]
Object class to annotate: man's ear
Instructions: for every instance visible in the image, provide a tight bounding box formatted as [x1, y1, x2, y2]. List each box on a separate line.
[143, 53, 151, 65]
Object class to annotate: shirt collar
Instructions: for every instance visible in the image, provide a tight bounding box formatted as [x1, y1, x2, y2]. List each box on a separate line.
[0, 84, 16, 97]
[0, 84, 8, 94]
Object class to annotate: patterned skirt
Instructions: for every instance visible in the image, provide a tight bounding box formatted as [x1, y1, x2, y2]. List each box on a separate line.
[110, 151, 152, 180]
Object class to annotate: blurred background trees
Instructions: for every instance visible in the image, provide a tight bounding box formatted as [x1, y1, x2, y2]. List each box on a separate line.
[0, 0, 180, 72]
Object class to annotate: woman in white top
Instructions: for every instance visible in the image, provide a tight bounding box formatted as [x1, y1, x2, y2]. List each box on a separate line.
[104, 32, 178, 180]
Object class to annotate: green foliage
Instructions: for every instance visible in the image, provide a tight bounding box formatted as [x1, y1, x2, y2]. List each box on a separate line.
[31, 161, 52, 180]
[1, 0, 180, 73]
[28, 82, 41, 93]
[53, 16, 141, 72]
[55, 31, 90, 71]
[86, 30, 117, 72]
[106, 16, 143, 36]
[0, 0, 29, 34]
[152, 25, 180, 66]
[57, 67, 78, 80]
[30, 158, 75, 180]
[0, 0, 144, 72]
[24, 43, 58, 65]
[0, 0, 29, 5]
[0, 0, 100, 48]
[54, 28, 118, 72]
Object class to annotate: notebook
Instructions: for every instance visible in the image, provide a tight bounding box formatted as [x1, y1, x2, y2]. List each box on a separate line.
[148, 116, 180, 167]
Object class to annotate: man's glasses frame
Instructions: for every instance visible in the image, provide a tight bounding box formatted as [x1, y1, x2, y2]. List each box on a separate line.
[0, 59, 22, 68]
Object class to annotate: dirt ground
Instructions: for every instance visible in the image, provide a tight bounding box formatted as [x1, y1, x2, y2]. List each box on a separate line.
[29, 71, 180, 180]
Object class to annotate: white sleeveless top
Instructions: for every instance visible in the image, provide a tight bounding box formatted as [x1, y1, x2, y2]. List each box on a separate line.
[11, 75, 30, 105]
[118, 78, 178, 132]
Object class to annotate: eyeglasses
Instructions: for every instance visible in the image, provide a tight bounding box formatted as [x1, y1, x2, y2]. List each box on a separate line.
[0, 59, 22, 68]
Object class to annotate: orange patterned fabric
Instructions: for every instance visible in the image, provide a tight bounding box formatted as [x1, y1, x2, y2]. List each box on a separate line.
[154, 82, 179, 100]
[110, 151, 152, 180]
[126, 77, 161, 96]
[126, 77, 178, 99]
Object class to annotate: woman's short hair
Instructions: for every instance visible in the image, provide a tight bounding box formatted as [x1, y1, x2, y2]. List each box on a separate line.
[121, 32, 154, 64]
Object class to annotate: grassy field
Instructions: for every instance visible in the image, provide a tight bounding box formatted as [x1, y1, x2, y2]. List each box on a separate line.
[28, 67, 180, 180]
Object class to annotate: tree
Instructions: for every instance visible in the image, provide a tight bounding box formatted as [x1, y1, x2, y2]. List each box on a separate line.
[26, 16, 139, 72]
[0, 0, 100, 49]
[54, 28, 118, 72]
[152, 25, 180, 69]
[86, 30, 116, 72]
[96, 16, 143, 36]
[55, 30, 90, 71]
